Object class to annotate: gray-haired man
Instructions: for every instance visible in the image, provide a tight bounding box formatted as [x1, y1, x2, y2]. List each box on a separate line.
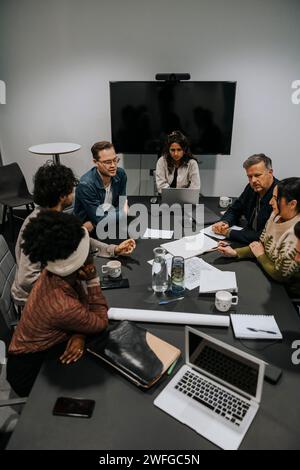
[212, 154, 279, 244]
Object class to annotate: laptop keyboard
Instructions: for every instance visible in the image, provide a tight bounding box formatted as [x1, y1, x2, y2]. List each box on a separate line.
[175, 370, 250, 427]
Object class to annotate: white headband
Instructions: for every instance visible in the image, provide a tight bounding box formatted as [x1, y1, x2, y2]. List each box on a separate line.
[46, 227, 90, 277]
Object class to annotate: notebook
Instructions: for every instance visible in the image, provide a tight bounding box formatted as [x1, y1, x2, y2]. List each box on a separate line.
[230, 314, 282, 339]
[199, 270, 237, 294]
[87, 321, 181, 388]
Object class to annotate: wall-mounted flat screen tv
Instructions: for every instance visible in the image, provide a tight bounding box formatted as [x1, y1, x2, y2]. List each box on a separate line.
[110, 81, 236, 155]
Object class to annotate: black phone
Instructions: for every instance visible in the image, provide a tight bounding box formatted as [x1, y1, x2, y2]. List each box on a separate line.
[264, 364, 282, 385]
[52, 397, 95, 418]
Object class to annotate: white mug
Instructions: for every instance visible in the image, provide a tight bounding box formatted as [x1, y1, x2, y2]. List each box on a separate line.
[101, 260, 121, 278]
[215, 290, 238, 312]
[219, 196, 232, 208]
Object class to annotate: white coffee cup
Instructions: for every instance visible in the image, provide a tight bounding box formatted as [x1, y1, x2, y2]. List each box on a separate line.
[215, 290, 238, 312]
[101, 260, 121, 278]
[219, 196, 232, 208]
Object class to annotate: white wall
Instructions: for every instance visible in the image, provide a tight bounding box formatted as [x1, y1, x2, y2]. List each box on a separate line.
[0, 0, 299, 196]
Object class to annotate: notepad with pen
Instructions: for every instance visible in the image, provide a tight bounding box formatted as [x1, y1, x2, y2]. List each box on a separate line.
[230, 314, 282, 340]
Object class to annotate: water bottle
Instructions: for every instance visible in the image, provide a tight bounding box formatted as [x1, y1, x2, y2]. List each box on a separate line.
[152, 247, 169, 293]
[171, 256, 185, 295]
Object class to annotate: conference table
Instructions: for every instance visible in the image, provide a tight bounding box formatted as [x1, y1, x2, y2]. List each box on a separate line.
[7, 198, 300, 450]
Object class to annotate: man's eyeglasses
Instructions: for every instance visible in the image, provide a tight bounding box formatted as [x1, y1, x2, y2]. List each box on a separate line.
[99, 157, 120, 167]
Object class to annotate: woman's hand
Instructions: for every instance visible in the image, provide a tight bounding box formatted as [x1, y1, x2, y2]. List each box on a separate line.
[115, 239, 136, 256]
[60, 335, 85, 365]
[217, 241, 238, 257]
[249, 241, 265, 258]
[77, 263, 98, 281]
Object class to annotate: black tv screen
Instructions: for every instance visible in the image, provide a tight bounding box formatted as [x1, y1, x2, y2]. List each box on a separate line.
[110, 81, 236, 155]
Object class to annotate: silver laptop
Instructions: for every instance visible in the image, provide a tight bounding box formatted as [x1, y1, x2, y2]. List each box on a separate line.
[154, 327, 265, 450]
[161, 188, 220, 225]
[161, 188, 199, 206]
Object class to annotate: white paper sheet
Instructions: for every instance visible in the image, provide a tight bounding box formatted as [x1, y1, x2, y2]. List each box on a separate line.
[201, 225, 244, 240]
[161, 233, 217, 259]
[142, 228, 174, 239]
[184, 258, 221, 290]
[108, 308, 230, 327]
[199, 270, 237, 293]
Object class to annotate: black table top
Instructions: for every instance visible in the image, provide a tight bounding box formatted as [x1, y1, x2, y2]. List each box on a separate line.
[7, 198, 300, 450]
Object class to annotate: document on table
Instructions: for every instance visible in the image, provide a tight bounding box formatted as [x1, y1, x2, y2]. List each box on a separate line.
[199, 270, 238, 293]
[142, 228, 174, 239]
[202, 225, 244, 240]
[184, 258, 220, 290]
[147, 256, 221, 290]
[161, 233, 217, 259]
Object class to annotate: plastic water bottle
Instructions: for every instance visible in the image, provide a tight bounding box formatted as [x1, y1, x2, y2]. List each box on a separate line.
[171, 256, 185, 295]
[152, 247, 169, 293]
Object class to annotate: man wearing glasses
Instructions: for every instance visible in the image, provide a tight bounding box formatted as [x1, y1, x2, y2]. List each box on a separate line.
[212, 154, 279, 244]
[75, 141, 128, 227]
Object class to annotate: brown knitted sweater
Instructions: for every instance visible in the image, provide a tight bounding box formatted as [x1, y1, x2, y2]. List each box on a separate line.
[9, 270, 108, 354]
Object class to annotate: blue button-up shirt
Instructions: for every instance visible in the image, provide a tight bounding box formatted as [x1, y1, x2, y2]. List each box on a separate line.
[74, 167, 127, 224]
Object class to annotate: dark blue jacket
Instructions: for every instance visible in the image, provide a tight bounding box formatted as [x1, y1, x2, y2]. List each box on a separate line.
[74, 167, 127, 225]
[221, 178, 279, 244]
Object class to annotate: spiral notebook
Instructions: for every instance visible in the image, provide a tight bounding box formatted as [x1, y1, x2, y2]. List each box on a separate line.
[230, 314, 282, 339]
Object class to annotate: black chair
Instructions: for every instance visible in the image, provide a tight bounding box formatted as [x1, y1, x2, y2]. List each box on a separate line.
[0, 163, 34, 240]
[0, 235, 26, 446]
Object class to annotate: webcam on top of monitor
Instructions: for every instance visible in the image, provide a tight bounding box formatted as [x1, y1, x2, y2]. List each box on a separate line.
[155, 73, 191, 81]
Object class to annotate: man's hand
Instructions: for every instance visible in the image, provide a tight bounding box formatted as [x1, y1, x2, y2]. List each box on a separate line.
[60, 335, 85, 365]
[115, 239, 136, 256]
[217, 241, 238, 257]
[83, 221, 94, 232]
[249, 241, 265, 258]
[212, 222, 229, 235]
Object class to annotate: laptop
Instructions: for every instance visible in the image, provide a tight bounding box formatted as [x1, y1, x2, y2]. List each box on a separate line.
[161, 188, 220, 225]
[154, 326, 265, 450]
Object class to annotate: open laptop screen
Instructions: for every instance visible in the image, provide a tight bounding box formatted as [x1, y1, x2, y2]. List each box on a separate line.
[188, 330, 259, 398]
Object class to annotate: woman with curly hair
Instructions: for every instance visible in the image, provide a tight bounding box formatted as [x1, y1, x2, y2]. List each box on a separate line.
[155, 130, 201, 194]
[7, 211, 109, 397]
[218, 178, 300, 296]
[12, 162, 135, 306]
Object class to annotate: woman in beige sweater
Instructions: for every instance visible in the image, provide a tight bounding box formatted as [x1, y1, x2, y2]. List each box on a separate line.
[218, 178, 300, 296]
[155, 130, 201, 194]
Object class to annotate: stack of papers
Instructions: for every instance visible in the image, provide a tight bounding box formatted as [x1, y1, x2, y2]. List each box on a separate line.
[161, 233, 218, 259]
[199, 270, 237, 294]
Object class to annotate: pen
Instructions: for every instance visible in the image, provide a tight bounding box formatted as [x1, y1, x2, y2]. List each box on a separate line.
[159, 296, 184, 305]
[247, 327, 277, 335]
[167, 359, 178, 375]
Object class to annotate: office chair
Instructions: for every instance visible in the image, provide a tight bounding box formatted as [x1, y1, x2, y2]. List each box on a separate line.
[0, 163, 34, 241]
[0, 235, 26, 444]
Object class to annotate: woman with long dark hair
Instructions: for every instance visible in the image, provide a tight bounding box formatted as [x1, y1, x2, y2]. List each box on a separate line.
[155, 130, 201, 193]
[218, 177, 300, 296]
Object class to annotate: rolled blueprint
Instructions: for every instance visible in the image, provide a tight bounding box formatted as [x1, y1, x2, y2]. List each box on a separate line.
[108, 308, 229, 328]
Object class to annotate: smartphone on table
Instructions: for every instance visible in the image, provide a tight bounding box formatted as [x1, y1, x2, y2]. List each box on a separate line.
[52, 396, 95, 418]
